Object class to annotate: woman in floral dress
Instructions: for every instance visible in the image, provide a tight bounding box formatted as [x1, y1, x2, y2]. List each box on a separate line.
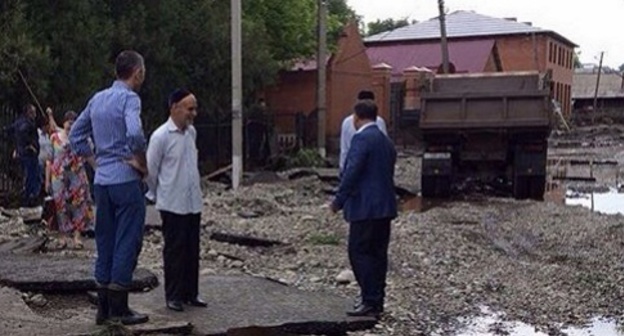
[45, 111, 94, 249]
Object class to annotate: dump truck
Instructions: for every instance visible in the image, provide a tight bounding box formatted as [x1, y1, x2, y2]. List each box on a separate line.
[418, 71, 553, 200]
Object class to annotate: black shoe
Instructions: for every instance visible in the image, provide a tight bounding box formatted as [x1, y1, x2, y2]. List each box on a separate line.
[95, 288, 109, 325]
[346, 303, 382, 318]
[166, 300, 184, 312]
[185, 296, 207, 307]
[109, 289, 149, 325]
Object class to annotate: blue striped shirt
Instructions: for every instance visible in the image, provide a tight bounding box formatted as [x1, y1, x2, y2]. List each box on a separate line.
[69, 80, 147, 186]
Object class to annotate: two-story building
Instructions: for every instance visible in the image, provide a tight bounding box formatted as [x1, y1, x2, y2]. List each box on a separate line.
[365, 10, 577, 116]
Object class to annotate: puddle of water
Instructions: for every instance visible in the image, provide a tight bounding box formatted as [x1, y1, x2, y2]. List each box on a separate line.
[456, 307, 624, 336]
[565, 187, 624, 215]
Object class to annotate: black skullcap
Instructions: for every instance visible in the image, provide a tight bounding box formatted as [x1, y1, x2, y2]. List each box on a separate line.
[357, 90, 375, 100]
[168, 88, 192, 108]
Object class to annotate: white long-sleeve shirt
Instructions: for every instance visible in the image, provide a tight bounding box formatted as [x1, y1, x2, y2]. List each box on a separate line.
[339, 114, 387, 171]
[146, 118, 202, 215]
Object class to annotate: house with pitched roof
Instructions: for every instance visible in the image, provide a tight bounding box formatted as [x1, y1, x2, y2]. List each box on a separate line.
[572, 69, 624, 120]
[365, 10, 577, 116]
[262, 22, 392, 152]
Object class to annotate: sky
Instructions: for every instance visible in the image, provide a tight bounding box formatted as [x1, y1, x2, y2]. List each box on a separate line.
[347, 0, 624, 69]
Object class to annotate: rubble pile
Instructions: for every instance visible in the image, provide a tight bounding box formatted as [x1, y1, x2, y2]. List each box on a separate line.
[139, 156, 624, 335]
[3, 124, 624, 335]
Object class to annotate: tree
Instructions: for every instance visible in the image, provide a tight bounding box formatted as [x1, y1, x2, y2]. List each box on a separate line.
[619, 63, 624, 73]
[21, 0, 114, 111]
[0, 0, 50, 111]
[366, 18, 411, 36]
[0, 0, 358, 131]
[574, 51, 583, 68]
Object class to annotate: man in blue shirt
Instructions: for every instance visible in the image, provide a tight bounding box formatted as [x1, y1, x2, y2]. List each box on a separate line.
[70, 50, 148, 326]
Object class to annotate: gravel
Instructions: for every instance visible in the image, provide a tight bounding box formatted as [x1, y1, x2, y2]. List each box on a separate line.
[3, 125, 624, 335]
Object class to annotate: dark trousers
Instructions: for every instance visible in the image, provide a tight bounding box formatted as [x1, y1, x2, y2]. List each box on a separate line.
[93, 181, 146, 288]
[160, 211, 201, 301]
[348, 218, 391, 308]
[20, 156, 41, 206]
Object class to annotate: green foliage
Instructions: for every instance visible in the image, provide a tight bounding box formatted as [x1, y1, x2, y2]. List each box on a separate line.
[286, 148, 327, 168]
[308, 233, 341, 245]
[574, 51, 583, 69]
[0, 0, 51, 110]
[366, 18, 412, 37]
[619, 63, 624, 73]
[0, 0, 357, 131]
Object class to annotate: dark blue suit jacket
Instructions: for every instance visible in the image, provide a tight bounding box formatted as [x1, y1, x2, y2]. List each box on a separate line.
[332, 124, 397, 223]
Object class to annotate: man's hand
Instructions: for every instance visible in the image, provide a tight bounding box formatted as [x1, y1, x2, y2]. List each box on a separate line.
[45, 107, 53, 116]
[126, 155, 148, 178]
[86, 156, 97, 170]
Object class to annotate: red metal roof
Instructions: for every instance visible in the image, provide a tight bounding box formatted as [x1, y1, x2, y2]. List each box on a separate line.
[366, 39, 496, 80]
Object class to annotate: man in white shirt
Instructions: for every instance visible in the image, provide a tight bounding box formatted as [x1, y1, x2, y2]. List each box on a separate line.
[339, 90, 387, 172]
[146, 88, 206, 312]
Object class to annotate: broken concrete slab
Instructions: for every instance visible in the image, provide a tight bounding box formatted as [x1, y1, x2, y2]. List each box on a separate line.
[0, 254, 158, 292]
[131, 275, 376, 335]
[0, 286, 92, 336]
[0, 236, 48, 254]
[68, 320, 194, 336]
[210, 231, 285, 247]
[0, 287, 193, 336]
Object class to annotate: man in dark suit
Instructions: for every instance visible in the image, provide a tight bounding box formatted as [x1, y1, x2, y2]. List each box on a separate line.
[331, 99, 397, 318]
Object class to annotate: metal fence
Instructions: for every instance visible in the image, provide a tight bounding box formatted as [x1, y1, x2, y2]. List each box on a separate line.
[0, 104, 310, 206]
[0, 105, 22, 205]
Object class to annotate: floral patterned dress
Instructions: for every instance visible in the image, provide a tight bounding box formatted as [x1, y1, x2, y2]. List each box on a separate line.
[49, 132, 94, 234]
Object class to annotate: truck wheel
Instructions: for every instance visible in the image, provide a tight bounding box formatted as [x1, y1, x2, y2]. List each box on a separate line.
[513, 175, 529, 200]
[528, 175, 546, 200]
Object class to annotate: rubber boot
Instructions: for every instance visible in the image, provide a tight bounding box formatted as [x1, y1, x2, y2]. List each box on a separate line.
[108, 289, 149, 325]
[95, 287, 109, 325]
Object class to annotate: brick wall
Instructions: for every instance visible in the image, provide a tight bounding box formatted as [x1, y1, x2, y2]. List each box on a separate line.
[327, 22, 374, 139]
[263, 22, 374, 153]
[495, 34, 575, 116]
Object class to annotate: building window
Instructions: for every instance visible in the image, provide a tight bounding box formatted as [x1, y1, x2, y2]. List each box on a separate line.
[549, 42, 554, 63]
[566, 49, 570, 69]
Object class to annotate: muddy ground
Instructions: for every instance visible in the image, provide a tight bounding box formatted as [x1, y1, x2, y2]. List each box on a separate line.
[1, 124, 624, 335]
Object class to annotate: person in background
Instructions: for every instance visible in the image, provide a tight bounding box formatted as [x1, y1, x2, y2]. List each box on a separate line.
[69, 50, 149, 326]
[146, 88, 206, 312]
[339, 90, 387, 173]
[45, 110, 95, 250]
[4, 104, 42, 207]
[331, 99, 397, 318]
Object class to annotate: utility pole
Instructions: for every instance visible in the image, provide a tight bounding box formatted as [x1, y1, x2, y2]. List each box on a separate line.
[592, 51, 604, 124]
[438, 0, 450, 73]
[316, 0, 327, 157]
[231, 0, 243, 189]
